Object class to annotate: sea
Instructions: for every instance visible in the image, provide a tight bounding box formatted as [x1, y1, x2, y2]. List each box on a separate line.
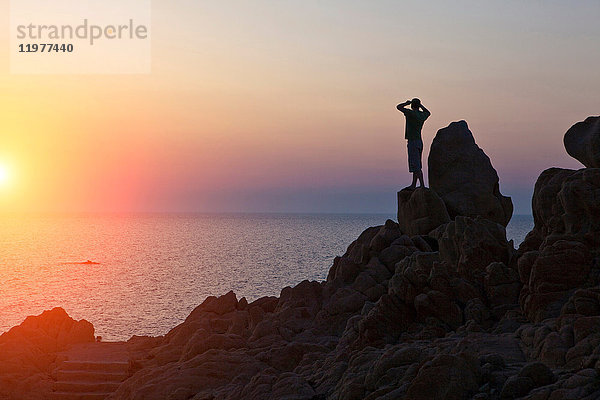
[0, 213, 534, 340]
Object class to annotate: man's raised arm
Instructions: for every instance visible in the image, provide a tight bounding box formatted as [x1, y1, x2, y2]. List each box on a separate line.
[396, 100, 412, 113]
[420, 103, 431, 119]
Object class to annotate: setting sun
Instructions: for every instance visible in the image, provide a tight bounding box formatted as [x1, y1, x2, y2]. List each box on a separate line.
[0, 164, 11, 186]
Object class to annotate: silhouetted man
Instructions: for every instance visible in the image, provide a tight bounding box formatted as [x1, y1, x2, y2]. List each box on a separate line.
[397, 98, 431, 189]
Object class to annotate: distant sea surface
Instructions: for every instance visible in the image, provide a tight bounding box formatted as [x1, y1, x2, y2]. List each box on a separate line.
[0, 213, 533, 340]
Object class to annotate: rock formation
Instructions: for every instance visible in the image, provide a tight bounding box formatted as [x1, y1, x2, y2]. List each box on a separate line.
[428, 121, 513, 227]
[104, 114, 600, 399]
[105, 204, 598, 400]
[563, 116, 600, 168]
[397, 187, 450, 236]
[3, 118, 600, 400]
[518, 166, 600, 323]
[0, 307, 94, 400]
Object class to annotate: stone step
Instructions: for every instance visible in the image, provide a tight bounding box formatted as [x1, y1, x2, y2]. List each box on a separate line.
[56, 369, 128, 382]
[59, 361, 129, 373]
[53, 381, 121, 393]
[49, 392, 113, 400]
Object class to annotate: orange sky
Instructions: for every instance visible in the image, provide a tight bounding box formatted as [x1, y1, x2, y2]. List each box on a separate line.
[0, 1, 598, 214]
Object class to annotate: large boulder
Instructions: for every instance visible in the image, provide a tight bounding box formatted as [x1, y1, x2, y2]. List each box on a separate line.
[397, 187, 450, 235]
[428, 120, 513, 226]
[526, 168, 576, 244]
[564, 116, 600, 168]
[0, 307, 95, 354]
[521, 239, 592, 322]
[522, 167, 600, 250]
[559, 168, 600, 240]
[430, 216, 513, 278]
[0, 307, 95, 400]
[518, 167, 600, 322]
[484, 262, 521, 308]
[406, 353, 480, 400]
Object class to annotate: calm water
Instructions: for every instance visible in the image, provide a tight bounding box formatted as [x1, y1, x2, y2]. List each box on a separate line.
[0, 213, 533, 340]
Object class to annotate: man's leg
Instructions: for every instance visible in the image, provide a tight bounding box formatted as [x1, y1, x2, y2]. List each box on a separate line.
[408, 172, 418, 189]
[406, 140, 418, 189]
[417, 170, 424, 187]
[416, 141, 424, 187]
[409, 170, 423, 189]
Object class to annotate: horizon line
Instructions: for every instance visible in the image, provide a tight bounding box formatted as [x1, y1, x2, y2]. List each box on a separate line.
[0, 211, 534, 217]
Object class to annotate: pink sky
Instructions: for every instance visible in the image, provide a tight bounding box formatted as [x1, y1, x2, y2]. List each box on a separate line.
[0, 1, 598, 214]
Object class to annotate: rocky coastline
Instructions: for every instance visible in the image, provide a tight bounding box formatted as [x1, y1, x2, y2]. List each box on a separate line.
[2, 116, 599, 400]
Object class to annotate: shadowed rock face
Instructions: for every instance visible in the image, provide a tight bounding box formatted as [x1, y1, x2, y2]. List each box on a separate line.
[428, 121, 513, 227]
[564, 116, 600, 168]
[518, 167, 600, 322]
[6, 208, 600, 400]
[431, 216, 514, 279]
[397, 187, 450, 236]
[104, 218, 528, 400]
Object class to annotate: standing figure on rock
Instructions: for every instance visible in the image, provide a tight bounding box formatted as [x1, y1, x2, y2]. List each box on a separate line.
[397, 98, 431, 189]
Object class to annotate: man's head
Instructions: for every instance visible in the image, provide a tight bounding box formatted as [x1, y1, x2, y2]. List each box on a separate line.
[411, 98, 421, 110]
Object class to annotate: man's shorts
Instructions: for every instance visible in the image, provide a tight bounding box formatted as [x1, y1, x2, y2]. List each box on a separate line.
[407, 139, 423, 173]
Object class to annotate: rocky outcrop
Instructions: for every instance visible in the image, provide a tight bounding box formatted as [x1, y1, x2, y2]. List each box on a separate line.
[406, 353, 481, 400]
[518, 167, 600, 322]
[503, 116, 600, 398]
[102, 119, 600, 400]
[564, 116, 600, 168]
[428, 121, 513, 227]
[397, 187, 450, 236]
[6, 117, 600, 400]
[524, 167, 600, 244]
[4, 211, 599, 400]
[107, 216, 531, 400]
[103, 119, 599, 400]
[431, 216, 514, 279]
[0, 307, 94, 400]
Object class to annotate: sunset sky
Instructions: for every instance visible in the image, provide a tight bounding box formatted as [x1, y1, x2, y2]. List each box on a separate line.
[0, 1, 598, 214]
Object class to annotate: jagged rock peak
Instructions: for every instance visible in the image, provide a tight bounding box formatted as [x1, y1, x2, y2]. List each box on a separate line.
[428, 120, 513, 227]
